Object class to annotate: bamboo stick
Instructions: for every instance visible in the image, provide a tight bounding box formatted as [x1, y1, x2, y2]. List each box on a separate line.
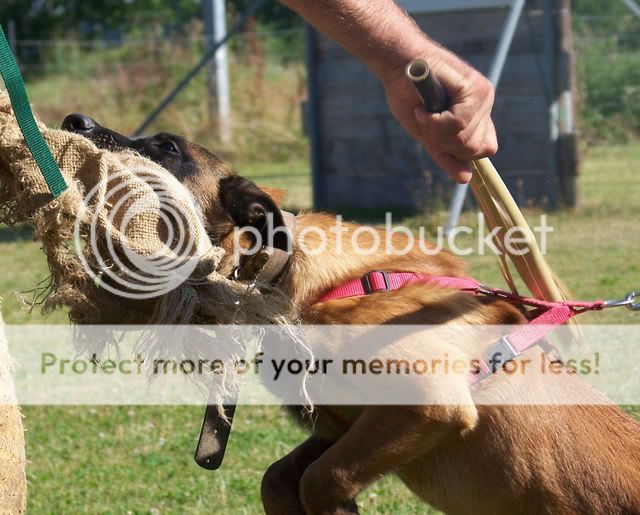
[471, 158, 566, 302]
[407, 59, 567, 304]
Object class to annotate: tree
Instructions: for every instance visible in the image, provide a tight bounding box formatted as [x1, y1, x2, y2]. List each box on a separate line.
[1, 0, 300, 40]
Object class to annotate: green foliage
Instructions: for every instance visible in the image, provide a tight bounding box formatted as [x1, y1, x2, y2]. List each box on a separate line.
[1, 0, 202, 39]
[1, 0, 300, 41]
[573, 0, 628, 17]
[573, 4, 640, 142]
[228, 0, 301, 31]
[576, 41, 640, 142]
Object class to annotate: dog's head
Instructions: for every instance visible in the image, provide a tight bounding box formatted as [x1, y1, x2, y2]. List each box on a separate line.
[61, 114, 290, 273]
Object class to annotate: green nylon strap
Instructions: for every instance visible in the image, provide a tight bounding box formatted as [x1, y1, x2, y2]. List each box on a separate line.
[0, 26, 67, 197]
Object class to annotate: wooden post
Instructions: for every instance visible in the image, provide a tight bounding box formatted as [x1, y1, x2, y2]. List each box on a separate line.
[202, 0, 232, 143]
[305, 25, 326, 210]
[556, 0, 579, 207]
[0, 313, 27, 514]
[543, 0, 560, 208]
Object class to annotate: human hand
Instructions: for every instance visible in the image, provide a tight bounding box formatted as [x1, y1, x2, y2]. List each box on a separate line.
[383, 50, 498, 183]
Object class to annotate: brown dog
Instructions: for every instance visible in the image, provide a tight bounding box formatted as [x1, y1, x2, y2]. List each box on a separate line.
[62, 114, 640, 515]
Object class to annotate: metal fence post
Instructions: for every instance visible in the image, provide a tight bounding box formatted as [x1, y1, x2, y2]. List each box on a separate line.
[444, 0, 526, 236]
[203, 0, 232, 143]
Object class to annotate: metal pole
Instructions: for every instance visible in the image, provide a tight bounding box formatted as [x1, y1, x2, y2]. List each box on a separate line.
[444, 0, 526, 236]
[203, 0, 232, 143]
[621, 0, 640, 18]
[134, 0, 266, 137]
[7, 20, 17, 57]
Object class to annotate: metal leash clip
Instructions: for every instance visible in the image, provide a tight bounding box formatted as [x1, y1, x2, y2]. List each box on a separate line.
[603, 291, 640, 311]
[476, 285, 509, 298]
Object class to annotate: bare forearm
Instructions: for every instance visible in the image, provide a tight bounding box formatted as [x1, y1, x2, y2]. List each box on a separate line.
[280, 0, 498, 182]
[280, 0, 444, 82]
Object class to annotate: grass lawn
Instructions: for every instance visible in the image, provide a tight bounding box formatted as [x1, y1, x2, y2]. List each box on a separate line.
[1, 143, 638, 513]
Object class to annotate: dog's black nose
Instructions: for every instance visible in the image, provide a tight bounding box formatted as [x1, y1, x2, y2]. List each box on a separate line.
[62, 113, 96, 133]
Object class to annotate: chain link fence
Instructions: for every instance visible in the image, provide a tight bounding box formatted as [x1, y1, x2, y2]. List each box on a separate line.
[11, 27, 308, 167]
[4, 13, 639, 168]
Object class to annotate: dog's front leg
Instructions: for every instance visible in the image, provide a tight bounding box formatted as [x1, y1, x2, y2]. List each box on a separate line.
[261, 435, 336, 514]
[299, 404, 477, 515]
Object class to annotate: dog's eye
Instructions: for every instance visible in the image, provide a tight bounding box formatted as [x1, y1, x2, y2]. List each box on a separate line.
[155, 140, 179, 154]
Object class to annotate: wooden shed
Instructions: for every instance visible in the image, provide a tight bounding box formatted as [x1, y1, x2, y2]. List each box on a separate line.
[304, 0, 578, 213]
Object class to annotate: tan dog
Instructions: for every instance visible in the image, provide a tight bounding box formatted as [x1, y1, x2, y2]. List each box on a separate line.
[63, 114, 640, 515]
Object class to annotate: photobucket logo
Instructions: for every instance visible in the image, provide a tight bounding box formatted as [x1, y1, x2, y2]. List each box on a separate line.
[230, 212, 554, 264]
[73, 168, 207, 300]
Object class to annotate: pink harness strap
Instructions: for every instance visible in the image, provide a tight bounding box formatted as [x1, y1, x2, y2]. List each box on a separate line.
[318, 271, 480, 302]
[318, 271, 605, 384]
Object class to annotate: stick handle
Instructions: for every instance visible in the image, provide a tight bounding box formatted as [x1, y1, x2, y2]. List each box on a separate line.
[406, 59, 450, 113]
[406, 58, 569, 307]
[470, 159, 565, 302]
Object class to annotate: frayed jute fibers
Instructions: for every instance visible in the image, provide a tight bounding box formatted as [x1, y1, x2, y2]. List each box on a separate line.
[0, 310, 26, 515]
[0, 91, 293, 329]
[0, 90, 300, 502]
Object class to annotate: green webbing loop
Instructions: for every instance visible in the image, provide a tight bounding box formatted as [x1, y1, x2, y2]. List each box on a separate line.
[0, 26, 67, 198]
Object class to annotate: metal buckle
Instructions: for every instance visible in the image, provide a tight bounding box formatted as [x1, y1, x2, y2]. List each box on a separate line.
[362, 271, 391, 294]
[485, 336, 519, 374]
[604, 291, 640, 311]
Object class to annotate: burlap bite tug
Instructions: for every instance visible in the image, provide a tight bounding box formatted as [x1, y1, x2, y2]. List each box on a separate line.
[0, 86, 301, 491]
[0, 89, 297, 479]
[0, 91, 291, 328]
[0, 309, 26, 515]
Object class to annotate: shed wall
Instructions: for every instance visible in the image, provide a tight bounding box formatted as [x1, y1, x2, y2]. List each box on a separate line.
[307, 0, 578, 211]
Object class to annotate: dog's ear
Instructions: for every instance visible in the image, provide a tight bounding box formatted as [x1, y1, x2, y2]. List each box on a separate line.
[257, 185, 287, 206]
[219, 175, 289, 251]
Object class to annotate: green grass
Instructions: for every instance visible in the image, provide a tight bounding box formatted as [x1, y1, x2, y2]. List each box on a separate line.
[404, 144, 640, 325]
[23, 405, 427, 514]
[1, 143, 638, 513]
[241, 160, 311, 212]
[0, 227, 68, 325]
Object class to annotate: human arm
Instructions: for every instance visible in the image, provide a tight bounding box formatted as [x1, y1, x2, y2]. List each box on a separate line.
[279, 0, 498, 183]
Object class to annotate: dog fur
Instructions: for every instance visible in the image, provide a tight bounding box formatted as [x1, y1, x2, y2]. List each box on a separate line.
[62, 115, 640, 515]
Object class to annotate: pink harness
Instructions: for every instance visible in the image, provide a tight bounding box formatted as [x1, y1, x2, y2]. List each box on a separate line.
[318, 271, 608, 383]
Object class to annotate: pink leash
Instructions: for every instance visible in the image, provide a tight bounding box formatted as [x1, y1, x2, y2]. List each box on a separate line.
[318, 271, 637, 383]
